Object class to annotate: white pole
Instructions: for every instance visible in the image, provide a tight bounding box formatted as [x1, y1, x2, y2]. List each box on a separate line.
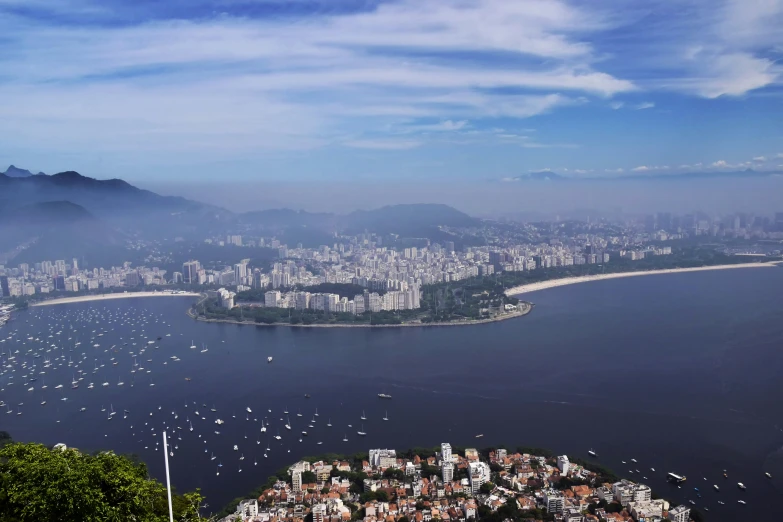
[163, 431, 174, 522]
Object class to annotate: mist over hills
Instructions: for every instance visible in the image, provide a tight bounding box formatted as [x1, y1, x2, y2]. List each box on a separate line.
[0, 167, 484, 263]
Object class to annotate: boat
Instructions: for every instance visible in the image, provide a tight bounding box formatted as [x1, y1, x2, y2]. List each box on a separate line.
[667, 473, 687, 484]
[765, 472, 772, 479]
[233, 445, 238, 451]
[357, 424, 366, 436]
[713, 485, 719, 491]
[475, 434, 484, 439]
[360, 410, 367, 420]
[738, 500, 746, 505]
[343, 433, 348, 442]
[738, 482, 746, 490]
[588, 449, 597, 457]
[383, 410, 389, 421]
[304, 394, 310, 398]
[246, 407, 252, 414]
[267, 357, 273, 363]
[327, 418, 332, 427]
[378, 393, 392, 399]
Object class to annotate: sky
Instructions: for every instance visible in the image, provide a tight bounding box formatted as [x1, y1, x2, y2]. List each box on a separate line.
[1, 0, 783, 190]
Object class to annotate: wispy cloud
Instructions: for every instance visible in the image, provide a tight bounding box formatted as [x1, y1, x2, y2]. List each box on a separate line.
[0, 0, 780, 175]
[342, 139, 423, 150]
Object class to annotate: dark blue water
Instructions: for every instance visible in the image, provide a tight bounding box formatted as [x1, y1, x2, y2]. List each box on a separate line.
[2, 267, 783, 519]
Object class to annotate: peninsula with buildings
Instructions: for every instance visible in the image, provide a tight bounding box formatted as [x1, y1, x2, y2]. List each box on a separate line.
[221, 444, 695, 522]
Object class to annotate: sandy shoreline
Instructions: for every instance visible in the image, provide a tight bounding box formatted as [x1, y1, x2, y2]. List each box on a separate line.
[30, 291, 201, 307]
[504, 262, 781, 296]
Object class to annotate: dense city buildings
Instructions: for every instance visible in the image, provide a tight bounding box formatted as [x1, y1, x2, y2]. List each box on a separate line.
[223, 445, 693, 522]
[2, 210, 781, 310]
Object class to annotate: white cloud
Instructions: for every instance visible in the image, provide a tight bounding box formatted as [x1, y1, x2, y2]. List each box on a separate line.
[776, 153, 783, 158]
[632, 165, 650, 171]
[752, 156, 767, 162]
[609, 101, 624, 109]
[635, 102, 655, 110]
[342, 139, 423, 150]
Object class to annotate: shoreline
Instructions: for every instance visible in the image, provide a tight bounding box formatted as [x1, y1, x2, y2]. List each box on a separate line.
[187, 301, 534, 328]
[30, 291, 201, 307]
[504, 261, 781, 296]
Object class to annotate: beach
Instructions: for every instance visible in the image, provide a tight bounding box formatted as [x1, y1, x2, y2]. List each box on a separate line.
[504, 262, 780, 296]
[30, 291, 201, 307]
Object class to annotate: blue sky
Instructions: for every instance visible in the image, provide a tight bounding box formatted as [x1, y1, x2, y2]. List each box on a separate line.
[1, 0, 782, 184]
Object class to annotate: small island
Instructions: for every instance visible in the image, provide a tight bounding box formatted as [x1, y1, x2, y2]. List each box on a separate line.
[220, 444, 697, 522]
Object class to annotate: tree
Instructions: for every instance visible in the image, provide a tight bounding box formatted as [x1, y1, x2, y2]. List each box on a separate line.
[0, 442, 207, 522]
[301, 471, 317, 484]
[480, 482, 495, 494]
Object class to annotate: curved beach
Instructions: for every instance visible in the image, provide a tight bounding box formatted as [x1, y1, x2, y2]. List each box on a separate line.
[504, 262, 780, 296]
[30, 291, 201, 307]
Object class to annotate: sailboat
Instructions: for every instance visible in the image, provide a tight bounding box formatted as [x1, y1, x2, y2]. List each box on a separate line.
[360, 410, 367, 420]
[260, 420, 267, 433]
[327, 418, 332, 427]
[189, 420, 193, 432]
[383, 410, 389, 421]
[357, 424, 367, 436]
[343, 433, 348, 442]
[190, 340, 197, 349]
[314, 408, 319, 417]
[117, 376, 124, 386]
[285, 416, 292, 430]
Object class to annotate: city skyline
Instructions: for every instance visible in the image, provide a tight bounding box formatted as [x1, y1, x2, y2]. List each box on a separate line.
[1, 0, 782, 185]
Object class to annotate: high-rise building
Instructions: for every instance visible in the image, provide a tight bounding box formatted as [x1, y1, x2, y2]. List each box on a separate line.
[292, 470, 302, 493]
[53, 275, 65, 291]
[557, 455, 570, 475]
[441, 443, 452, 464]
[125, 271, 141, 287]
[668, 505, 690, 522]
[312, 504, 326, 522]
[183, 261, 200, 284]
[467, 461, 490, 494]
[0, 275, 9, 297]
[442, 463, 454, 483]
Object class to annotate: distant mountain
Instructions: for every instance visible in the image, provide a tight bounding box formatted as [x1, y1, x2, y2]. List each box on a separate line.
[343, 204, 479, 234]
[501, 168, 783, 182]
[238, 203, 479, 244]
[0, 200, 94, 225]
[0, 200, 130, 265]
[0, 170, 231, 238]
[240, 208, 335, 228]
[2, 165, 44, 178]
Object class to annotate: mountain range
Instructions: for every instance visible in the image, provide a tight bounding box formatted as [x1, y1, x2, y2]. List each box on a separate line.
[0, 167, 480, 263]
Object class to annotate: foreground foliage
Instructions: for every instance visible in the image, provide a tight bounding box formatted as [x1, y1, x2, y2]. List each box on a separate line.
[0, 442, 207, 522]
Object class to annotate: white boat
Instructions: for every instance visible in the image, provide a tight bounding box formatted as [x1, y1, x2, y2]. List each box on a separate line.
[360, 410, 366, 420]
[357, 424, 366, 436]
[713, 485, 719, 491]
[738, 500, 746, 505]
[233, 445, 238, 451]
[738, 482, 746, 490]
[378, 393, 392, 399]
[588, 449, 597, 457]
[383, 410, 389, 421]
[267, 357, 273, 363]
[190, 340, 196, 349]
[246, 407, 252, 414]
